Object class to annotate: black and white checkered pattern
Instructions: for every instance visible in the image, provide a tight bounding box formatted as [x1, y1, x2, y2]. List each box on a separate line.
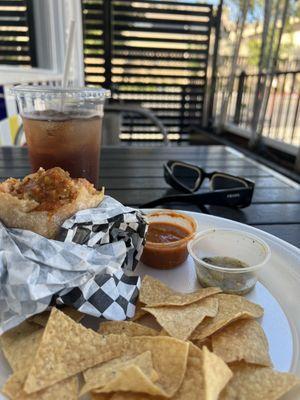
[0, 196, 147, 333]
[58, 270, 140, 320]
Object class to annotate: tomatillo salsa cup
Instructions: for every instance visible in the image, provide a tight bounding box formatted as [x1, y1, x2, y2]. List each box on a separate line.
[188, 228, 271, 295]
[141, 211, 198, 269]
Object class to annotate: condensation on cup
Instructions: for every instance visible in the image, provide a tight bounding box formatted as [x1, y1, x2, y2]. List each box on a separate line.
[11, 86, 110, 187]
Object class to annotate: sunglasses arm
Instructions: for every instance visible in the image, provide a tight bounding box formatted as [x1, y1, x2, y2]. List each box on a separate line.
[140, 188, 251, 209]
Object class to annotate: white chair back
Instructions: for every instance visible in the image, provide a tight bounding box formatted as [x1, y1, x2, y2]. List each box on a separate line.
[0, 115, 24, 146]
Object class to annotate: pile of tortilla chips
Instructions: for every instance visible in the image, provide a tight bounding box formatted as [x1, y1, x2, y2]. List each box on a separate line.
[0, 276, 299, 400]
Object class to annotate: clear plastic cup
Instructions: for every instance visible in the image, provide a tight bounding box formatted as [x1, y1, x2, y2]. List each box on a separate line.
[11, 85, 110, 187]
[188, 228, 271, 295]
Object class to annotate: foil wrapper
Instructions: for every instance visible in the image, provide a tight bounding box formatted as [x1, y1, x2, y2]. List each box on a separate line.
[0, 196, 147, 334]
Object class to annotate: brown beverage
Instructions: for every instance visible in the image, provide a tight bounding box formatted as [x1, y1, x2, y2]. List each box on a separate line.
[23, 111, 102, 187]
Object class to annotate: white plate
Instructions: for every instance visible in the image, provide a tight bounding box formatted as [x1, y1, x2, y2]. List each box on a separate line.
[1, 211, 300, 399]
[137, 211, 300, 400]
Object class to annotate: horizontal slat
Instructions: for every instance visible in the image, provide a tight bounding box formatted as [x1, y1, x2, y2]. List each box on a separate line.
[2, 157, 250, 170]
[111, 98, 201, 104]
[100, 176, 289, 190]
[114, 5, 212, 17]
[207, 204, 300, 225]
[0, 48, 29, 55]
[111, 81, 206, 88]
[116, 90, 204, 96]
[0, 18, 27, 26]
[131, 106, 202, 113]
[99, 159, 264, 169]
[0, 10, 26, 17]
[82, 3, 104, 11]
[0, 145, 227, 158]
[113, 35, 209, 45]
[112, 15, 210, 25]
[113, 53, 208, 61]
[0, 0, 25, 4]
[122, 116, 202, 123]
[111, 72, 205, 79]
[83, 34, 105, 41]
[114, 24, 210, 35]
[0, 40, 29, 46]
[112, 63, 207, 71]
[82, 23, 107, 30]
[113, 45, 209, 54]
[106, 187, 300, 205]
[82, 9, 103, 16]
[85, 53, 207, 62]
[0, 58, 29, 65]
[114, 0, 212, 8]
[0, 30, 28, 37]
[99, 167, 270, 178]
[251, 225, 300, 248]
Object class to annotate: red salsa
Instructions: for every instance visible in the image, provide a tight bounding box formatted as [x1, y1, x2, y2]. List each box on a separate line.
[141, 214, 196, 269]
[146, 222, 190, 243]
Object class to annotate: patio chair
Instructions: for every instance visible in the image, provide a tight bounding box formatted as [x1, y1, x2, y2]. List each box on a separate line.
[103, 103, 169, 145]
[5, 105, 169, 147]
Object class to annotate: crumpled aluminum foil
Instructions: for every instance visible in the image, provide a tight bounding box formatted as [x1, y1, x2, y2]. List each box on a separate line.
[0, 196, 147, 334]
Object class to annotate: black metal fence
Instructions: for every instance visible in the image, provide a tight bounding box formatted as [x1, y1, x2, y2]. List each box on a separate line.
[213, 70, 300, 148]
[82, 0, 216, 141]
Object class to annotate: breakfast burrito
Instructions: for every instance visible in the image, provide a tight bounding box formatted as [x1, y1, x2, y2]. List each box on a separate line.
[0, 167, 104, 238]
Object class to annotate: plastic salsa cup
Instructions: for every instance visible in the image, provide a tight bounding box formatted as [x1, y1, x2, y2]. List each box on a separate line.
[141, 211, 198, 269]
[188, 228, 271, 295]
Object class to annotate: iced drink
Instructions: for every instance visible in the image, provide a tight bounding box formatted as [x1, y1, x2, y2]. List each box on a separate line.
[11, 86, 110, 188]
[23, 112, 102, 186]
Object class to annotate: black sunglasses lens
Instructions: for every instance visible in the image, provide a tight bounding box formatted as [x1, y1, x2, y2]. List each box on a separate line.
[172, 164, 201, 191]
[211, 174, 248, 190]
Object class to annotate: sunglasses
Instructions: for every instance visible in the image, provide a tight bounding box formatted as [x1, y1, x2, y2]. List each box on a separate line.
[164, 160, 254, 194]
[141, 160, 255, 209]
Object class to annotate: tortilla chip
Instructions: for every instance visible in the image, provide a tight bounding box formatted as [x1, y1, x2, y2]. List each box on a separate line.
[24, 308, 128, 393]
[140, 275, 221, 307]
[0, 321, 39, 350]
[212, 319, 272, 367]
[81, 351, 158, 395]
[105, 344, 205, 400]
[98, 321, 159, 337]
[143, 296, 218, 340]
[171, 343, 205, 400]
[94, 364, 162, 396]
[30, 306, 84, 327]
[127, 336, 189, 397]
[2, 369, 78, 400]
[191, 294, 264, 341]
[90, 345, 228, 400]
[220, 362, 300, 400]
[0, 322, 43, 371]
[131, 300, 148, 321]
[87, 335, 189, 398]
[202, 346, 233, 400]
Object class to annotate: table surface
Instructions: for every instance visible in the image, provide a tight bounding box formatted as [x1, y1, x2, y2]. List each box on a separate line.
[1, 145, 300, 248]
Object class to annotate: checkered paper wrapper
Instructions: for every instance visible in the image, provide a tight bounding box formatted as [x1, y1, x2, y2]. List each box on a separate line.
[0, 196, 147, 334]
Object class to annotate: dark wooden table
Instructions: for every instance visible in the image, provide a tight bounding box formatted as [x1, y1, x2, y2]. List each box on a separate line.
[1, 145, 300, 248]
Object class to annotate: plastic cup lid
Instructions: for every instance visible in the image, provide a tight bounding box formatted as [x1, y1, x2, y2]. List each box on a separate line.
[10, 85, 111, 100]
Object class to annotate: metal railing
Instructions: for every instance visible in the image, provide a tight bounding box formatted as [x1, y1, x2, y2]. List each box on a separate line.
[213, 70, 300, 152]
